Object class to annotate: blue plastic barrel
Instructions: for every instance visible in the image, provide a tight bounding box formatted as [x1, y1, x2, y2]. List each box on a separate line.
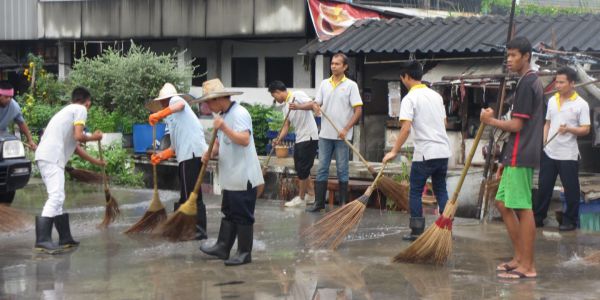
[133, 123, 166, 153]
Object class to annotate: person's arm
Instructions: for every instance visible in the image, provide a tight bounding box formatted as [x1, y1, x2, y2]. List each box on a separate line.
[274, 119, 290, 145]
[202, 138, 220, 164]
[289, 102, 314, 110]
[340, 106, 362, 140]
[382, 120, 411, 163]
[73, 125, 103, 143]
[480, 108, 524, 133]
[74, 144, 104, 166]
[17, 122, 37, 150]
[214, 116, 250, 146]
[543, 120, 550, 144]
[560, 124, 590, 136]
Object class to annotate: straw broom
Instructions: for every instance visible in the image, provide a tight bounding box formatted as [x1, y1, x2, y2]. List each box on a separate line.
[65, 166, 105, 184]
[0, 205, 31, 232]
[302, 162, 388, 250]
[157, 128, 218, 242]
[124, 125, 167, 234]
[584, 251, 600, 264]
[393, 123, 486, 265]
[319, 109, 409, 210]
[97, 141, 120, 228]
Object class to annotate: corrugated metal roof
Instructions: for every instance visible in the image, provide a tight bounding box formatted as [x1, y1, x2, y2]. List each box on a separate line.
[300, 14, 600, 54]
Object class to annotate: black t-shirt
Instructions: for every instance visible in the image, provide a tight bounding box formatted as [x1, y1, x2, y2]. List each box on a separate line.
[501, 72, 545, 168]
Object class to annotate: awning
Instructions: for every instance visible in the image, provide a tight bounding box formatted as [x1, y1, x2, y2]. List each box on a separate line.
[422, 61, 503, 84]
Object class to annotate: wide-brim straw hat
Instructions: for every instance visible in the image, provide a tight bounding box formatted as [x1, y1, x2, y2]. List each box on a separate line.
[191, 78, 243, 104]
[144, 83, 193, 113]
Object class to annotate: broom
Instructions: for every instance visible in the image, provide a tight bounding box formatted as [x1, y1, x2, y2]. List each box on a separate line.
[0, 205, 31, 232]
[124, 125, 167, 234]
[258, 99, 295, 198]
[157, 128, 218, 242]
[302, 162, 388, 250]
[319, 109, 409, 211]
[65, 166, 105, 184]
[97, 141, 120, 228]
[584, 251, 600, 264]
[393, 123, 486, 265]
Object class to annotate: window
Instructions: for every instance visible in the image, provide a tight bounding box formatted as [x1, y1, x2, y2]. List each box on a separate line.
[192, 57, 208, 86]
[232, 57, 258, 87]
[265, 57, 294, 88]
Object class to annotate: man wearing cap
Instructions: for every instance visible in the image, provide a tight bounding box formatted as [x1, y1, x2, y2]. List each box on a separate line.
[197, 78, 264, 266]
[147, 83, 209, 240]
[0, 81, 37, 150]
[268, 80, 318, 207]
[307, 53, 363, 212]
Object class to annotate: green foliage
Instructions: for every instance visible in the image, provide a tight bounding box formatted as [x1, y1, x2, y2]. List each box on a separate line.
[266, 109, 295, 133]
[19, 102, 62, 130]
[69, 144, 144, 187]
[68, 43, 193, 133]
[240, 103, 272, 155]
[481, 0, 590, 15]
[86, 106, 119, 132]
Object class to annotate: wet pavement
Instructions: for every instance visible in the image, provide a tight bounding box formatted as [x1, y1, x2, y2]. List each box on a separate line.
[2, 179, 600, 299]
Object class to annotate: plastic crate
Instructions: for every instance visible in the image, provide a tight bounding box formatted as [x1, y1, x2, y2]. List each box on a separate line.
[133, 123, 166, 154]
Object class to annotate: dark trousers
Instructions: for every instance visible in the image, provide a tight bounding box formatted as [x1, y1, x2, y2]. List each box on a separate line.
[534, 152, 580, 225]
[409, 158, 449, 218]
[178, 157, 206, 227]
[222, 182, 257, 225]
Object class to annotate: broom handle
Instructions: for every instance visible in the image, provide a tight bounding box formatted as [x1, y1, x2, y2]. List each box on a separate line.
[97, 140, 109, 191]
[190, 128, 219, 194]
[265, 99, 295, 167]
[544, 131, 559, 148]
[152, 125, 158, 192]
[319, 109, 376, 174]
[366, 161, 388, 195]
[450, 123, 486, 205]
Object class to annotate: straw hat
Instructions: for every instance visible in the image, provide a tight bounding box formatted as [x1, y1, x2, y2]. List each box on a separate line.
[191, 78, 242, 104]
[144, 83, 193, 113]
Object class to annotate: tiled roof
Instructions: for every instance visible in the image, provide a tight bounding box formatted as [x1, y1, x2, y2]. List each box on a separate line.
[300, 14, 600, 54]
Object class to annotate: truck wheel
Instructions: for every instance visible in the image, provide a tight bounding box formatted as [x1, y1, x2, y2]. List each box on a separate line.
[0, 191, 16, 205]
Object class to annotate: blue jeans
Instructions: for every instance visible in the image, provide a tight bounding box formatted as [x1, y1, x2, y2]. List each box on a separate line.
[316, 138, 350, 182]
[409, 158, 449, 218]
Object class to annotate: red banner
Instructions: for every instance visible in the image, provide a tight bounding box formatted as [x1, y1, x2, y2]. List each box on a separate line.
[308, 0, 385, 41]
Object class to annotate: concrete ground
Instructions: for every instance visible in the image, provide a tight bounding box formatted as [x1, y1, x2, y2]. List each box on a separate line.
[2, 179, 600, 300]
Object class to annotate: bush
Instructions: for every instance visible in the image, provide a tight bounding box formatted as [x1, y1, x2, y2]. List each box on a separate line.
[69, 144, 144, 187]
[240, 103, 272, 155]
[68, 43, 193, 133]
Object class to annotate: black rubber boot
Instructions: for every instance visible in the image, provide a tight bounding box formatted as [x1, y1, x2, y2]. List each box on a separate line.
[225, 224, 253, 266]
[199, 219, 236, 260]
[195, 198, 208, 240]
[305, 181, 327, 212]
[403, 217, 425, 241]
[34, 216, 62, 254]
[338, 182, 349, 206]
[54, 213, 79, 248]
[173, 202, 180, 213]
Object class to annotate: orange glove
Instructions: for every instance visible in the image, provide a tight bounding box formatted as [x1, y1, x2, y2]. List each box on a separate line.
[151, 148, 175, 165]
[149, 107, 173, 126]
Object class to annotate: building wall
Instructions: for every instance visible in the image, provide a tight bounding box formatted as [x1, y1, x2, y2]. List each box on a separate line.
[1, 0, 39, 40]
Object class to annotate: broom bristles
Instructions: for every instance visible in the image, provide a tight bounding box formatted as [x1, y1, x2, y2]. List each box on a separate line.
[66, 167, 104, 184]
[584, 251, 600, 264]
[0, 205, 31, 232]
[124, 191, 167, 234]
[303, 195, 369, 250]
[98, 193, 120, 228]
[156, 192, 198, 241]
[378, 176, 409, 211]
[392, 203, 457, 265]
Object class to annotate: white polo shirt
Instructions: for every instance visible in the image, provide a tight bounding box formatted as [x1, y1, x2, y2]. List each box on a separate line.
[315, 76, 363, 140]
[164, 96, 208, 163]
[35, 104, 87, 168]
[217, 102, 265, 191]
[282, 91, 319, 144]
[544, 92, 590, 161]
[399, 84, 451, 161]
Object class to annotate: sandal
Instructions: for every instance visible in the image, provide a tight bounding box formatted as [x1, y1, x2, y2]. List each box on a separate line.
[497, 270, 537, 279]
[496, 263, 517, 272]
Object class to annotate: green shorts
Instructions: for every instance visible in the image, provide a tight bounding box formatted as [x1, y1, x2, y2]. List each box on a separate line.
[495, 166, 534, 209]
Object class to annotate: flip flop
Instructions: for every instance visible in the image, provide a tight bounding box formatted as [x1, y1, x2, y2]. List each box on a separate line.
[496, 263, 517, 272]
[497, 270, 537, 279]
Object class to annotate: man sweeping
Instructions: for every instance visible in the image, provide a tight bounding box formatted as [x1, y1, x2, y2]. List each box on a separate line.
[197, 79, 264, 266]
[0, 81, 37, 149]
[147, 83, 208, 240]
[307, 53, 363, 212]
[34, 87, 104, 254]
[268, 80, 318, 207]
[534, 66, 590, 231]
[382, 60, 451, 241]
[480, 37, 544, 279]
